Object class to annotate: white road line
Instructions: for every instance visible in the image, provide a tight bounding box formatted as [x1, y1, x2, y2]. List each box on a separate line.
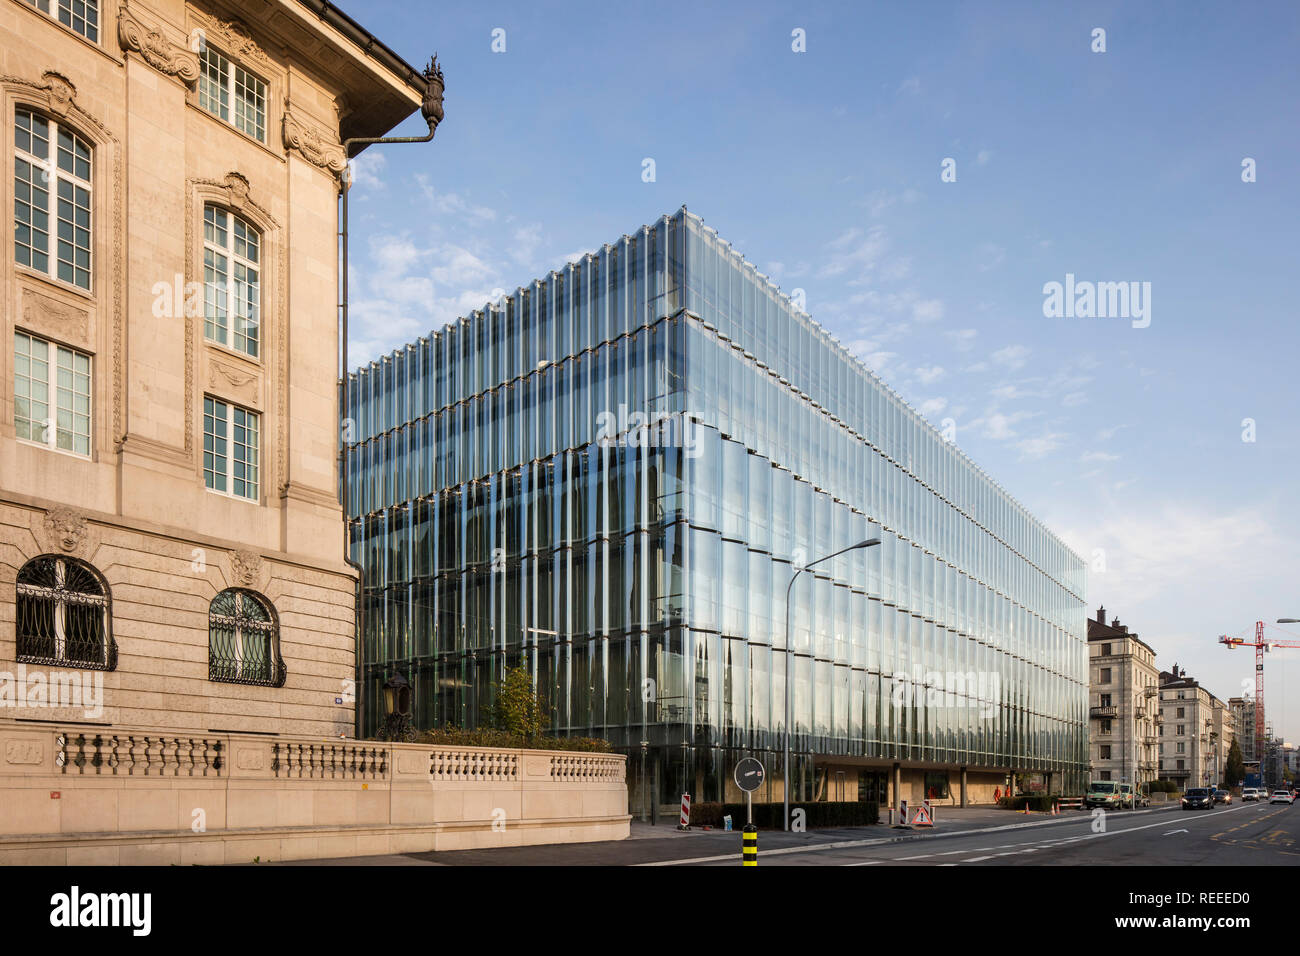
[639, 805, 1195, 867]
[946, 804, 1254, 864]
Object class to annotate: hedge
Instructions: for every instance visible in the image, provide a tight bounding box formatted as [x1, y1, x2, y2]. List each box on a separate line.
[417, 727, 613, 753]
[1144, 780, 1179, 794]
[690, 801, 878, 829]
[998, 794, 1057, 812]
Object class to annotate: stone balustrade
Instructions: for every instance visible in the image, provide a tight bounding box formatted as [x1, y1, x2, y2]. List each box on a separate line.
[0, 721, 630, 864]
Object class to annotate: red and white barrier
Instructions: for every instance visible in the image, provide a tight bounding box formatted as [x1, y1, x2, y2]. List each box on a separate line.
[679, 792, 691, 828]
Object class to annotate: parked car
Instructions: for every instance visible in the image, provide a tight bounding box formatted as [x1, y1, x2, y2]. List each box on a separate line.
[1182, 787, 1214, 810]
[1268, 790, 1294, 805]
[1084, 781, 1125, 810]
[1119, 783, 1137, 809]
[1213, 789, 1231, 805]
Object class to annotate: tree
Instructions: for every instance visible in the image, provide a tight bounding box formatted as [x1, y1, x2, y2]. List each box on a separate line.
[1226, 738, 1245, 787]
[491, 665, 550, 740]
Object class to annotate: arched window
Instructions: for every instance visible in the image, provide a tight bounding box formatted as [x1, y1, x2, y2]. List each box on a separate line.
[15, 555, 115, 670]
[14, 108, 93, 290]
[208, 589, 284, 687]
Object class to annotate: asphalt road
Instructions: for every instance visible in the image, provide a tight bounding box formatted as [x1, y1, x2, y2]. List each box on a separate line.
[286, 799, 1300, 866]
[676, 799, 1300, 866]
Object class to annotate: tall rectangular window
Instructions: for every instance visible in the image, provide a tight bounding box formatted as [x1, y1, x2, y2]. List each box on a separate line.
[204, 396, 259, 500]
[198, 46, 266, 142]
[14, 109, 92, 290]
[203, 205, 260, 356]
[14, 331, 91, 456]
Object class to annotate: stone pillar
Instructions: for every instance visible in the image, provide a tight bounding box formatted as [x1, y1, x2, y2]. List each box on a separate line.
[960, 767, 969, 807]
[892, 762, 902, 813]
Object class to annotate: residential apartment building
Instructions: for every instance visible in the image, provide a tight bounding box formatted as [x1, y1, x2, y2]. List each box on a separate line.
[346, 207, 1091, 808]
[1, 0, 429, 737]
[1159, 665, 1233, 789]
[1087, 606, 1159, 788]
[1228, 694, 1262, 770]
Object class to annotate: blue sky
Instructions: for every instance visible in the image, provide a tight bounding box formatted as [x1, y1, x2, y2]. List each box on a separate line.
[341, 0, 1300, 742]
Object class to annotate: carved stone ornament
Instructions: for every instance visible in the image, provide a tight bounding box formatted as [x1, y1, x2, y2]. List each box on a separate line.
[41, 71, 76, 117]
[230, 550, 263, 587]
[44, 507, 88, 553]
[23, 290, 89, 344]
[118, 4, 200, 84]
[209, 360, 257, 390]
[282, 110, 346, 174]
[193, 13, 269, 66]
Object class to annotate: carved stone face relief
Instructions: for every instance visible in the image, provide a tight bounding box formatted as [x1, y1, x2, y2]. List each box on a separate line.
[44, 507, 88, 553]
[230, 549, 263, 587]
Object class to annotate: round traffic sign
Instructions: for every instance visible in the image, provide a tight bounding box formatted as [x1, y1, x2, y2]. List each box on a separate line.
[734, 757, 765, 793]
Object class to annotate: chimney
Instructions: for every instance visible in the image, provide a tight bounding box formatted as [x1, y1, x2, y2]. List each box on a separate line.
[1097, 605, 1106, 625]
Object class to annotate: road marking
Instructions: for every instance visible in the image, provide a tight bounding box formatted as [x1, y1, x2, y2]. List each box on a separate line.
[843, 860, 884, 866]
[1164, 829, 1188, 835]
[639, 804, 1194, 866]
[945, 803, 1256, 865]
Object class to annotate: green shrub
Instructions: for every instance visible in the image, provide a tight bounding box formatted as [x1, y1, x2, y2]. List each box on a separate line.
[1144, 779, 1179, 794]
[689, 801, 878, 829]
[491, 666, 550, 740]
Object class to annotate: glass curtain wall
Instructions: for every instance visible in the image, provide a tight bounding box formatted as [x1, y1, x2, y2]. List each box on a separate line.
[347, 207, 1089, 794]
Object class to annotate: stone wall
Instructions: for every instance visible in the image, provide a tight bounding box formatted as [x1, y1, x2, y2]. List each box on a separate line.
[0, 721, 630, 863]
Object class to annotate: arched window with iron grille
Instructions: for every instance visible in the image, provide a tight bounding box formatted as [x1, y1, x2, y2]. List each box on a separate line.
[15, 555, 115, 670]
[208, 589, 285, 687]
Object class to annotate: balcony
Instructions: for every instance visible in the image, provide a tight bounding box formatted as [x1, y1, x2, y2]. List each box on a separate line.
[1090, 705, 1118, 719]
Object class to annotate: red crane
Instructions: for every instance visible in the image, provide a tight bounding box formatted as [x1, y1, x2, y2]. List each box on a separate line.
[1219, 620, 1300, 767]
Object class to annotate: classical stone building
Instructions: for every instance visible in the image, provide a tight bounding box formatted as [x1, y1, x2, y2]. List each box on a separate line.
[1087, 606, 1160, 789]
[1, 0, 430, 737]
[1158, 664, 1234, 789]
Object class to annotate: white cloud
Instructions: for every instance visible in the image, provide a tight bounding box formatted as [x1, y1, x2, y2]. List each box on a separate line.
[946, 328, 978, 351]
[912, 298, 944, 322]
[914, 365, 945, 385]
[1017, 433, 1066, 459]
[991, 344, 1030, 370]
[818, 226, 890, 280]
[348, 152, 387, 191]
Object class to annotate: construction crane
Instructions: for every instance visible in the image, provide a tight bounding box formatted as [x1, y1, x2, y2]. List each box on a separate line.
[1219, 620, 1300, 775]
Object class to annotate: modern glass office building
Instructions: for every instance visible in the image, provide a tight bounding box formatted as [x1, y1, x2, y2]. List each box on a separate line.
[346, 207, 1089, 808]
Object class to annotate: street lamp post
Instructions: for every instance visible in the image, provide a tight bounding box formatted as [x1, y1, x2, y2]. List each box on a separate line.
[783, 538, 881, 831]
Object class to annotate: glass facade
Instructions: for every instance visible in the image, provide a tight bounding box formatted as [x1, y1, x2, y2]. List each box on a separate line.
[346, 207, 1089, 800]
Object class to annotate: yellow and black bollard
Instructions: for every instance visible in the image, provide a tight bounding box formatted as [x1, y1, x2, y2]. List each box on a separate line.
[742, 825, 758, 866]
